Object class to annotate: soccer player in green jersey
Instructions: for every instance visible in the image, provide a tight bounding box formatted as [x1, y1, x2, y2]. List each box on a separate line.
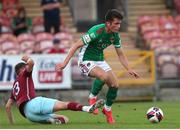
[56, 9, 139, 124]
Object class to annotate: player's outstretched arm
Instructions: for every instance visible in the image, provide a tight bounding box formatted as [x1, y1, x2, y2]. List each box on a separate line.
[115, 48, 140, 78]
[56, 39, 84, 71]
[5, 99, 14, 124]
[21, 55, 34, 72]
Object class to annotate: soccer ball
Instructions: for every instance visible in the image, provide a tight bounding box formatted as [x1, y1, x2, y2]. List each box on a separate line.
[146, 107, 164, 123]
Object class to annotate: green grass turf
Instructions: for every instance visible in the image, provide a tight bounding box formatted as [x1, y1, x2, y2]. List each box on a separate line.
[0, 101, 180, 129]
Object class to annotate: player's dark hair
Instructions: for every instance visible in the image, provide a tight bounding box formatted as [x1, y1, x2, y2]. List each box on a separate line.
[15, 62, 26, 75]
[105, 9, 123, 22]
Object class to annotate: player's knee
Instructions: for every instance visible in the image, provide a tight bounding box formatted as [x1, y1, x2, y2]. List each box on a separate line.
[99, 74, 109, 83]
[111, 82, 118, 88]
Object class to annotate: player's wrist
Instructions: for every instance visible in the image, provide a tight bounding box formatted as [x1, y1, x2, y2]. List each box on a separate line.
[22, 56, 30, 62]
[26, 58, 32, 63]
[127, 67, 132, 71]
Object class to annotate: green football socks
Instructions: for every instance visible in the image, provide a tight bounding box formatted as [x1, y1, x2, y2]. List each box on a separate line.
[106, 87, 118, 106]
[90, 79, 105, 96]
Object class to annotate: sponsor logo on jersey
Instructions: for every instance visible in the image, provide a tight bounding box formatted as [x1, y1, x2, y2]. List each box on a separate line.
[110, 37, 115, 43]
[97, 43, 110, 49]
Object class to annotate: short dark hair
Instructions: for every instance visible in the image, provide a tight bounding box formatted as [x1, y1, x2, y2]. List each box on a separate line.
[105, 9, 123, 22]
[15, 62, 26, 75]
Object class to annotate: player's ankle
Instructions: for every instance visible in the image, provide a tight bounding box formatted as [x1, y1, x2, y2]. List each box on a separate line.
[88, 94, 97, 99]
[104, 104, 112, 111]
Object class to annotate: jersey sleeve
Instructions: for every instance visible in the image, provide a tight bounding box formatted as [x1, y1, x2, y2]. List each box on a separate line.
[23, 68, 32, 77]
[81, 25, 103, 45]
[113, 33, 122, 48]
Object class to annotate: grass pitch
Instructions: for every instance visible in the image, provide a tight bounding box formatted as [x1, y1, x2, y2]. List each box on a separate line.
[0, 101, 180, 129]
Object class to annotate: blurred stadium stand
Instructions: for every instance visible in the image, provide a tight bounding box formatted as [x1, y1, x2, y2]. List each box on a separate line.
[132, 0, 180, 100]
[0, 0, 180, 104]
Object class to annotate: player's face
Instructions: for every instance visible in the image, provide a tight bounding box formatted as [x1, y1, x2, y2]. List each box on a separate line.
[18, 67, 26, 75]
[107, 18, 121, 33]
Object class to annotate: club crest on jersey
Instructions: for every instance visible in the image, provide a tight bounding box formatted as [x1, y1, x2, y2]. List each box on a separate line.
[110, 37, 115, 43]
[96, 28, 104, 34]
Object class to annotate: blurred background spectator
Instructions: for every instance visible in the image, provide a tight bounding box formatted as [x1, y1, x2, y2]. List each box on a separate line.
[48, 38, 65, 54]
[0, 0, 2, 33]
[1, 0, 19, 18]
[11, 6, 32, 36]
[0, 0, 179, 103]
[0, 0, 2, 12]
[32, 42, 42, 54]
[41, 0, 62, 34]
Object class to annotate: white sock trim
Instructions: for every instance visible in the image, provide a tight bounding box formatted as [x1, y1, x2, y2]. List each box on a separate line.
[104, 104, 111, 111]
[82, 106, 90, 112]
[89, 93, 97, 99]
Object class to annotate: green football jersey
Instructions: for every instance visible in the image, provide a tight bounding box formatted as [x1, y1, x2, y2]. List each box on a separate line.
[79, 23, 122, 61]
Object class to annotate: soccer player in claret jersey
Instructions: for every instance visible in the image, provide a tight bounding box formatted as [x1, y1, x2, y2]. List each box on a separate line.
[56, 9, 140, 124]
[5, 55, 104, 124]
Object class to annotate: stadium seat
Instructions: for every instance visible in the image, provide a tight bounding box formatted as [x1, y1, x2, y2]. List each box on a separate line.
[157, 53, 179, 78]
[176, 52, 180, 69]
[143, 31, 162, 41]
[17, 33, 35, 54]
[0, 34, 19, 54]
[0, 15, 12, 33]
[174, 15, 180, 23]
[139, 16, 160, 34]
[32, 17, 44, 34]
[54, 32, 73, 52]
[2, 0, 19, 18]
[150, 39, 164, 50]
[175, 15, 180, 30]
[0, 43, 2, 54]
[35, 32, 53, 53]
[141, 23, 159, 34]
[159, 62, 179, 78]
[162, 29, 178, 40]
[154, 45, 174, 54]
[138, 16, 152, 26]
[54, 32, 73, 41]
[159, 15, 177, 31]
[2, 0, 19, 9]
[174, 0, 180, 12]
[137, 15, 180, 79]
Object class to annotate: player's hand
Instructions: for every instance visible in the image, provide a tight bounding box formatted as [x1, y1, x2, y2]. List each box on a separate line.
[128, 69, 140, 78]
[21, 55, 30, 62]
[55, 62, 66, 71]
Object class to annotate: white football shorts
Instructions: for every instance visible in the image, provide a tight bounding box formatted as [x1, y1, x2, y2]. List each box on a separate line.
[78, 60, 112, 76]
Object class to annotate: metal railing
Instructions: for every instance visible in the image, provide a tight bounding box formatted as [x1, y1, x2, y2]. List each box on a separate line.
[105, 50, 156, 86]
